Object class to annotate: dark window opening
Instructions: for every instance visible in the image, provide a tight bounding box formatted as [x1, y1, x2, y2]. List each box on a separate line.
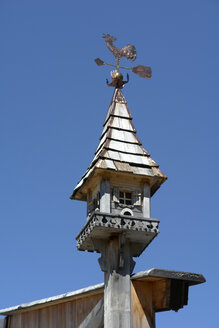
[119, 191, 132, 205]
[123, 211, 132, 216]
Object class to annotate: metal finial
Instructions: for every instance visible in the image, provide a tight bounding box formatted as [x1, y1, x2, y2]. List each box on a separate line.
[94, 34, 152, 88]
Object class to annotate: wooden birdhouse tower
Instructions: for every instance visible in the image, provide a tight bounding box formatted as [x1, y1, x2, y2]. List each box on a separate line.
[69, 35, 205, 328]
[70, 87, 169, 328]
[70, 87, 167, 258]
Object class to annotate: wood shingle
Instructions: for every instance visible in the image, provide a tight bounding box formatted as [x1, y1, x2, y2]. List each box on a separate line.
[71, 88, 167, 200]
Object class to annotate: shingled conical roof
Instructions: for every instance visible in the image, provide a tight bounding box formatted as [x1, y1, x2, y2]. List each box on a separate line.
[71, 88, 167, 200]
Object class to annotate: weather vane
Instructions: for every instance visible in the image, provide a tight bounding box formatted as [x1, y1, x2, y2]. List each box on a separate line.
[95, 34, 152, 88]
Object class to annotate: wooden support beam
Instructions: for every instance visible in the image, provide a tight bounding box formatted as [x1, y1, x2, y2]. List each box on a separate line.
[97, 234, 136, 328]
[78, 297, 104, 328]
[131, 281, 155, 328]
[100, 180, 111, 213]
[143, 183, 151, 218]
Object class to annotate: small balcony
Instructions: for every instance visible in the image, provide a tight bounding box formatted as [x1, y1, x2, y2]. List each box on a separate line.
[76, 212, 160, 257]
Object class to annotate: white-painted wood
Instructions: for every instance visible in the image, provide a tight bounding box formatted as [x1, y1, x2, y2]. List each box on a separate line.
[133, 189, 142, 206]
[143, 183, 151, 218]
[100, 179, 111, 213]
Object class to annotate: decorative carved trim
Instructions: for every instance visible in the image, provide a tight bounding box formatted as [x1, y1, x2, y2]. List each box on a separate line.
[76, 212, 159, 251]
[120, 208, 133, 216]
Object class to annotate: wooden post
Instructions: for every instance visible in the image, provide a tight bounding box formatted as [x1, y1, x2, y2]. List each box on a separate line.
[97, 234, 135, 328]
[143, 183, 151, 218]
[100, 180, 111, 213]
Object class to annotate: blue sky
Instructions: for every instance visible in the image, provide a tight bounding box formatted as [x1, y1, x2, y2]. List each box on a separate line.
[0, 0, 218, 326]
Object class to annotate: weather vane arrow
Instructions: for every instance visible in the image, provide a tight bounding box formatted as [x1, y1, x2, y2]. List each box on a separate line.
[95, 34, 152, 88]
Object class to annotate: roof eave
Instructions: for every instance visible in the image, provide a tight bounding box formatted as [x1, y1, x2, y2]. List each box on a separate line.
[71, 165, 167, 201]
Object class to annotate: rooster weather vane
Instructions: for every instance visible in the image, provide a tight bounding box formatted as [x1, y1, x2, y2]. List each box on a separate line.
[95, 34, 152, 88]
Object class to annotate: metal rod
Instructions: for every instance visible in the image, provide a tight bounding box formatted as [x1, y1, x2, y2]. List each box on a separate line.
[103, 61, 132, 71]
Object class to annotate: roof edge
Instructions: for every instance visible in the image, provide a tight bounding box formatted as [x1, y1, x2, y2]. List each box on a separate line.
[0, 283, 104, 315]
[131, 268, 206, 285]
[0, 268, 205, 315]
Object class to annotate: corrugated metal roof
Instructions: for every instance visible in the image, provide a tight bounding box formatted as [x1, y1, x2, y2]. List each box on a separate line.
[71, 88, 167, 199]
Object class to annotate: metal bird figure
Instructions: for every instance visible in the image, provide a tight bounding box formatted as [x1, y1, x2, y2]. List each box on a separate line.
[94, 34, 152, 88]
[103, 34, 137, 70]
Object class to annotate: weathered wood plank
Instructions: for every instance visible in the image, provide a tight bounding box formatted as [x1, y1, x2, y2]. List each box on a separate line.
[113, 161, 133, 172]
[143, 183, 151, 218]
[78, 297, 103, 328]
[100, 180, 111, 212]
[101, 116, 135, 137]
[10, 313, 22, 328]
[113, 103, 132, 119]
[0, 318, 7, 328]
[104, 159, 117, 170]
[6, 292, 103, 328]
[97, 236, 134, 328]
[109, 129, 140, 144]
[105, 139, 146, 155]
[131, 281, 154, 328]
[104, 150, 152, 166]
[104, 103, 132, 125]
